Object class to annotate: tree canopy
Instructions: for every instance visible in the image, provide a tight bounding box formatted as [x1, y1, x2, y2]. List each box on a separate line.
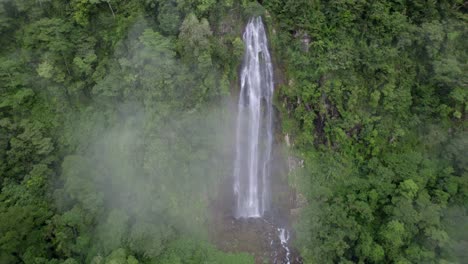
[0, 0, 466, 263]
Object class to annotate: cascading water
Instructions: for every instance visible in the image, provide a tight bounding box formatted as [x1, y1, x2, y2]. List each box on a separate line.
[233, 17, 274, 218]
[218, 16, 300, 263]
[277, 228, 291, 264]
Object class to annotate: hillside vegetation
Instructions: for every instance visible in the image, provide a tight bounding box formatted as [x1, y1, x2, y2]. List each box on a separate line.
[0, 0, 466, 263]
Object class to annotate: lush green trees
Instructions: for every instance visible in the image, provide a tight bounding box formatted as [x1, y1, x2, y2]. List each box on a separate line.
[265, 0, 466, 263]
[0, 0, 251, 263]
[0, 0, 465, 263]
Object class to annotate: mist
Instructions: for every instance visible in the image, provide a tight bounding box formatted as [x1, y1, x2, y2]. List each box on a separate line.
[55, 102, 239, 258]
[51, 18, 241, 261]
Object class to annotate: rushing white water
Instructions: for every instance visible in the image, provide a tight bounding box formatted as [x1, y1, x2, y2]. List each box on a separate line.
[278, 228, 291, 264]
[233, 17, 274, 218]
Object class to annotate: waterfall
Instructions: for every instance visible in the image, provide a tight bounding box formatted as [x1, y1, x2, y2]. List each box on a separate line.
[233, 17, 274, 218]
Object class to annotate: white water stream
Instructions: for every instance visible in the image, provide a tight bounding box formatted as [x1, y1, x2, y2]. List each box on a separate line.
[233, 17, 274, 218]
[233, 17, 294, 263]
[278, 228, 291, 264]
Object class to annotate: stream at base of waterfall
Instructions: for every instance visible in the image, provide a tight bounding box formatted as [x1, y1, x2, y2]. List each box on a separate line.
[209, 200, 303, 264]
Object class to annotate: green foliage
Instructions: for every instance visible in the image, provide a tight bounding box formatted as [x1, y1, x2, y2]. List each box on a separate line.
[242, 1, 265, 18]
[179, 13, 212, 64]
[156, 238, 253, 264]
[0, 0, 465, 263]
[157, 0, 181, 35]
[266, 0, 467, 263]
[0, 0, 251, 263]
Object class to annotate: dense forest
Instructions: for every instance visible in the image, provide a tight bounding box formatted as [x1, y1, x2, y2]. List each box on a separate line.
[0, 0, 466, 264]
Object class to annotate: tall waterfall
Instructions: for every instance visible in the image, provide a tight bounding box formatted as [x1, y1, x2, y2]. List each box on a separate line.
[233, 17, 274, 218]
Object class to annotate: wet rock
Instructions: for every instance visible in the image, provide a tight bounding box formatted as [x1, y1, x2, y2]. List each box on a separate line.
[290, 208, 302, 218]
[285, 133, 291, 147]
[293, 30, 311, 52]
[295, 193, 307, 208]
[287, 156, 304, 173]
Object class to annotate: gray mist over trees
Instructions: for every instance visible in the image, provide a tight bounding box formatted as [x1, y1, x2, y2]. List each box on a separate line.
[55, 105, 237, 259]
[49, 16, 248, 263]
